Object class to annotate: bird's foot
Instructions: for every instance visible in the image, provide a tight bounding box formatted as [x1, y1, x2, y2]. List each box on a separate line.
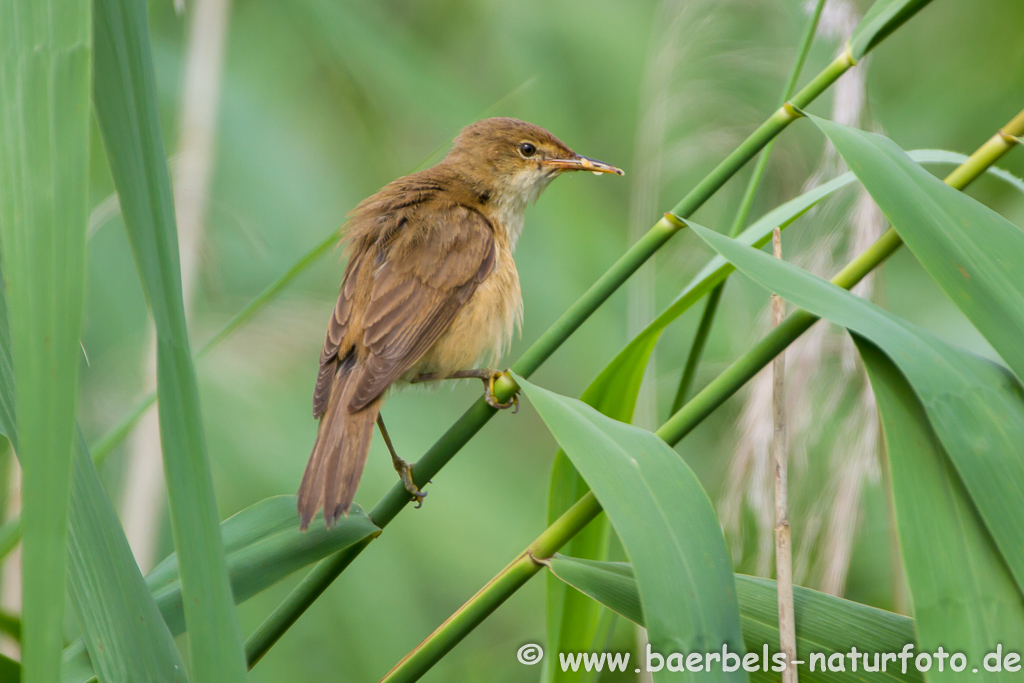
[483, 370, 519, 413]
[394, 458, 427, 508]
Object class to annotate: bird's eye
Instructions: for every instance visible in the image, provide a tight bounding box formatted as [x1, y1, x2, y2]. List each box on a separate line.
[519, 142, 537, 157]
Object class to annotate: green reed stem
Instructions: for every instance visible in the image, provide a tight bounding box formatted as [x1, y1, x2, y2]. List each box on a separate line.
[376, 108, 1024, 683]
[672, 0, 826, 414]
[245, 48, 860, 669]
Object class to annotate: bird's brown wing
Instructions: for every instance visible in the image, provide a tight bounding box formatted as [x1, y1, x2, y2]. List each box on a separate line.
[312, 250, 364, 418]
[348, 205, 496, 411]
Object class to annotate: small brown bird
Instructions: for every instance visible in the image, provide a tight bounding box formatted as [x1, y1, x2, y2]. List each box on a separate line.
[299, 117, 623, 529]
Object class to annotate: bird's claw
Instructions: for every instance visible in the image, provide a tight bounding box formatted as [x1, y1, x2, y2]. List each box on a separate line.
[395, 460, 427, 508]
[484, 371, 519, 413]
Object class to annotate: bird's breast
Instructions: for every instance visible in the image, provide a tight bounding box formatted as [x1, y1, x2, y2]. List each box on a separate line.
[411, 242, 521, 377]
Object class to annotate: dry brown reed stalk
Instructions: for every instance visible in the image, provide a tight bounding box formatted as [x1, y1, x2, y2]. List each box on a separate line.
[720, 0, 885, 597]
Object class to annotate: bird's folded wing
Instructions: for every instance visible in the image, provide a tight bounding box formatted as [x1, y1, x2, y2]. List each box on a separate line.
[313, 248, 363, 418]
[349, 205, 496, 411]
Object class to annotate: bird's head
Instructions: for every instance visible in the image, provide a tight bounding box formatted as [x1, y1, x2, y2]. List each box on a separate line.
[446, 117, 623, 207]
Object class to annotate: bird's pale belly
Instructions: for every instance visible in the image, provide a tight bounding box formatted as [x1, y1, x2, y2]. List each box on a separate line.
[405, 248, 522, 381]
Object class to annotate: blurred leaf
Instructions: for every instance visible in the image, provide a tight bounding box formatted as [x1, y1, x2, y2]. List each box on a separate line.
[689, 223, 1024, 658]
[65, 432, 188, 683]
[60, 649, 94, 683]
[147, 496, 380, 636]
[0, 228, 186, 680]
[858, 340, 1024, 682]
[848, 0, 935, 59]
[62, 497, 379, 683]
[0, 0, 91, 678]
[515, 376, 746, 682]
[546, 555, 922, 683]
[0, 608, 18, 643]
[92, 0, 247, 678]
[811, 116, 1024, 384]
[0, 652, 20, 683]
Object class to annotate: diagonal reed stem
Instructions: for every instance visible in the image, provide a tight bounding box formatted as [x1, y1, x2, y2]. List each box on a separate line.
[377, 109, 1024, 683]
[244, 48, 859, 668]
[672, 0, 826, 414]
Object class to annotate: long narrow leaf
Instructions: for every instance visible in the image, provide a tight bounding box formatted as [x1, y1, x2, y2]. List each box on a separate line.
[516, 376, 746, 682]
[858, 340, 1024, 682]
[0, 1, 91, 679]
[546, 555, 921, 683]
[594, 150, 997, 432]
[92, 0, 247, 677]
[810, 116, 1024, 384]
[0, 221, 186, 680]
[62, 497, 379, 682]
[66, 434, 188, 682]
[147, 497, 380, 636]
[847, 0, 934, 59]
[689, 222, 1024, 662]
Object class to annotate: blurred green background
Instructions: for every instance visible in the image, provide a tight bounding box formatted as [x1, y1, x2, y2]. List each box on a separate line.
[62, 0, 1024, 680]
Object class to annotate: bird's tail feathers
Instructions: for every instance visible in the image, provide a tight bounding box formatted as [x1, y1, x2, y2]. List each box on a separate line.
[298, 368, 379, 530]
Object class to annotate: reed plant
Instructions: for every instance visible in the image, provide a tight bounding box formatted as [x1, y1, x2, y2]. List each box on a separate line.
[1, 0, 1023, 681]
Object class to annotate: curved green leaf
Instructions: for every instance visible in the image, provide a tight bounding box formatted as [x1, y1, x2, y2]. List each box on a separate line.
[93, 0, 247, 677]
[66, 434, 188, 683]
[848, 0, 934, 60]
[516, 375, 746, 682]
[62, 497, 379, 682]
[546, 555, 921, 683]
[688, 222, 1024, 668]
[810, 116, 1024, 385]
[0, 652, 20, 683]
[603, 150, 998, 416]
[858, 340, 1024, 682]
[541, 148, 1016, 683]
[147, 496, 380, 636]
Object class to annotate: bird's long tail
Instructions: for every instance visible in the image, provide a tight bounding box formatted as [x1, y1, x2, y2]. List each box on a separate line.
[298, 366, 380, 530]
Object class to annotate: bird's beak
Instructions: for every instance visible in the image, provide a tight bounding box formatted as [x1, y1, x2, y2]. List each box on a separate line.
[542, 155, 625, 176]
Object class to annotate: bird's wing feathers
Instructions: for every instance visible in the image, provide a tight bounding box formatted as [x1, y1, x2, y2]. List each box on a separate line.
[349, 205, 495, 410]
[314, 202, 496, 417]
[313, 250, 363, 418]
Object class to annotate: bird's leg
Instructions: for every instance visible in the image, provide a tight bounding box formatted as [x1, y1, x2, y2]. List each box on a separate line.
[376, 414, 426, 508]
[412, 369, 519, 412]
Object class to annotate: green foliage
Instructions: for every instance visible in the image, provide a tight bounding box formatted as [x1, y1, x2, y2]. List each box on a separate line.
[92, 0, 247, 678]
[147, 496, 379, 636]
[0, 652, 21, 682]
[63, 497, 378, 682]
[812, 115, 1024, 383]
[517, 376, 746, 683]
[0, 0, 91, 678]
[1, 0, 1022, 680]
[546, 555, 922, 683]
[859, 342, 1024, 682]
[848, 0, 935, 59]
[0, 191, 185, 683]
[65, 434, 188, 683]
[689, 213, 1024, 670]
